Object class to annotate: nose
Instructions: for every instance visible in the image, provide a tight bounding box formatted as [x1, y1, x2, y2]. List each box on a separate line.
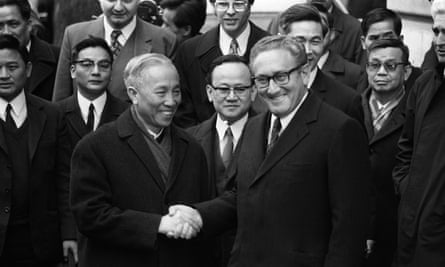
[90, 63, 101, 75]
[0, 24, 10, 35]
[267, 79, 281, 95]
[376, 64, 388, 75]
[113, 0, 124, 11]
[0, 66, 10, 79]
[304, 41, 312, 55]
[163, 91, 178, 107]
[226, 3, 236, 15]
[225, 89, 238, 101]
[437, 31, 445, 44]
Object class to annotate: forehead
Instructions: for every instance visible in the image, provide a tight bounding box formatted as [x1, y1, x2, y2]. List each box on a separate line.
[77, 46, 111, 60]
[0, 5, 25, 20]
[212, 62, 251, 81]
[368, 47, 403, 61]
[252, 49, 297, 73]
[0, 48, 24, 63]
[367, 20, 396, 35]
[433, 14, 445, 28]
[288, 21, 323, 37]
[141, 64, 179, 84]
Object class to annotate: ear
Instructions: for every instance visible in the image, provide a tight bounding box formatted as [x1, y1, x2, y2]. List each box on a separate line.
[206, 84, 214, 102]
[403, 64, 412, 82]
[360, 35, 367, 50]
[25, 61, 32, 79]
[127, 86, 138, 104]
[70, 64, 76, 79]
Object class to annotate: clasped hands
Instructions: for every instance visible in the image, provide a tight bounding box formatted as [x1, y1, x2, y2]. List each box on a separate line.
[158, 205, 203, 239]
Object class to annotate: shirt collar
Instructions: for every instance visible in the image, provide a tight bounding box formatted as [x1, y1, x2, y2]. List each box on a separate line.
[77, 90, 107, 128]
[130, 105, 165, 139]
[317, 51, 329, 70]
[103, 15, 137, 46]
[215, 113, 248, 146]
[269, 90, 308, 140]
[0, 90, 27, 126]
[219, 22, 251, 56]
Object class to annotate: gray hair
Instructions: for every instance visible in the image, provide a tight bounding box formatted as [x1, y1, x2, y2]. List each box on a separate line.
[123, 53, 176, 89]
[431, 0, 445, 18]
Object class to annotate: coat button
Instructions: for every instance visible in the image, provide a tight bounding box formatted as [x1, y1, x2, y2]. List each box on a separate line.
[4, 207, 9, 213]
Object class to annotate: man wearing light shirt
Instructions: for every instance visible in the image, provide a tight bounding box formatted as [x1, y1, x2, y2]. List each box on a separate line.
[52, 0, 177, 102]
[280, 3, 364, 126]
[57, 37, 128, 149]
[174, 0, 269, 127]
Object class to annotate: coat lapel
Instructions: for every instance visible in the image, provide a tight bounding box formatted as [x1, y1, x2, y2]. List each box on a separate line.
[310, 68, 328, 100]
[361, 88, 375, 140]
[99, 93, 128, 126]
[166, 127, 188, 192]
[27, 95, 46, 162]
[196, 27, 222, 76]
[27, 36, 57, 93]
[191, 115, 217, 176]
[250, 94, 319, 187]
[118, 110, 166, 192]
[0, 123, 6, 154]
[322, 51, 345, 75]
[64, 95, 89, 139]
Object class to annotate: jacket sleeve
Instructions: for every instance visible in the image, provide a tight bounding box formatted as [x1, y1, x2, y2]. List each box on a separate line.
[52, 27, 74, 101]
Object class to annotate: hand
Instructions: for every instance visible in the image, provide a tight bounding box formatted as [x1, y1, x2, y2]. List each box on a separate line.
[158, 211, 199, 239]
[62, 240, 78, 263]
[169, 205, 203, 231]
[365, 239, 376, 258]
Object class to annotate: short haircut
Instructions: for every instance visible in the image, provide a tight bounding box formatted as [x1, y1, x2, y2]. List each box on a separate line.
[0, 0, 31, 20]
[206, 54, 251, 85]
[279, 4, 329, 37]
[431, 0, 445, 18]
[160, 0, 206, 36]
[209, 0, 254, 5]
[361, 8, 402, 37]
[249, 35, 307, 68]
[71, 36, 114, 64]
[367, 38, 410, 64]
[124, 53, 176, 89]
[0, 34, 29, 63]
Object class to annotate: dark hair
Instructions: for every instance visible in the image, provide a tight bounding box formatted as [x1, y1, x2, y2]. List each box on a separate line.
[367, 38, 410, 63]
[0, 34, 29, 62]
[209, 0, 254, 5]
[160, 0, 206, 36]
[312, 3, 333, 29]
[361, 8, 402, 36]
[279, 4, 329, 37]
[207, 54, 250, 85]
[71, 36, 114, 64]
[0, 0, 31, 20]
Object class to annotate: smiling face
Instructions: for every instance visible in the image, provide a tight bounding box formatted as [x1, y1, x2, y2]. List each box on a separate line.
[207, 62, 256, 123]
[251, 48, 307, 118]
[130, 64, 181, 133]
[0, 48, 31, 101]
[367, 47, 408, 97]
[213, 0, 251, 38]
[99, 0, 138, 29]
[71, 46, 112, 100]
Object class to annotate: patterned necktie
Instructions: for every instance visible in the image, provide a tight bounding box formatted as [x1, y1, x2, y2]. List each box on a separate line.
[110, 30, 123, 58]
[86, 103, 95, 132]
[229, 39, 239, 55]
[267, 118, 281, 153]
[5, 103, 17, 130]
[222, 126, 234, 168]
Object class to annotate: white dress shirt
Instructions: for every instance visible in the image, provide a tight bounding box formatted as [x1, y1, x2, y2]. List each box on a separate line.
[103, 15, 137, 47]
[219, 23, 251, 56]
[0, 90, 27, 128]
[77, 91, 107, 131]
[216, 113, 248, 157]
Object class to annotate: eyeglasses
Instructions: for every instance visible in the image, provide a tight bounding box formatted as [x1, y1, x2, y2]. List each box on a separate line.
[209, 85, 251, 97]
[366, 61, 407, 72]
[214, 1, 248, 12]
[73, 59, 112, 71]
[253, 64, 303, 89]
[433, 26, 445, 36]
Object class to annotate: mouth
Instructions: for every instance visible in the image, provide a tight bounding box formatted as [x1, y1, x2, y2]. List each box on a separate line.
[0, 83, 13, 88]
[374, 80, 389, 85]
[224, 18, 239, 25]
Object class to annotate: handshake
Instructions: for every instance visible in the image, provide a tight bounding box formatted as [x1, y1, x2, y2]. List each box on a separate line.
[158, 205, 203, 239]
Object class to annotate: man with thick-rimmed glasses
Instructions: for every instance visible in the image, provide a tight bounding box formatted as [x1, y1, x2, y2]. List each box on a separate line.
[174, 0, 269, 128]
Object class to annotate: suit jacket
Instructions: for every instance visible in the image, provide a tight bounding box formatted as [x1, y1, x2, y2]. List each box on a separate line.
[52, 17, 177, 102]
[57, 92, 129, 148]
[196, 93, 371, 267]
[0, 93, 75, 261]
[361, 87, 408, 267]
[70, 109, 215, 267]
[174, 22, 269, 127]
[393, 69, 445, 267]
[311, 68, 364, 126]
[322, 50, 362, 89]
[26, 35, 60, 101]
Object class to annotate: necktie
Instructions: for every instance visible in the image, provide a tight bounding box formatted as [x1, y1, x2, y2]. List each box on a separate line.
[229, 39, 239, 55]
[222, 126, 234, 168]
[5, 104, 17, 130]
[86, 103, 95, 132]
[110, 30, 123, 58]
[267, 118, 281, 153]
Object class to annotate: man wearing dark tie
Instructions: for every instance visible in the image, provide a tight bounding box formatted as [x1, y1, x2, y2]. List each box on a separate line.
[57, 37, 128, 148]
[52, 0, 177, 102]
[170, 35, 371, 267]
[0, 35, 77, 266]
[187, 54, 257, 267]
[70, 53, 214, 266]
[174, 0, 269, 127]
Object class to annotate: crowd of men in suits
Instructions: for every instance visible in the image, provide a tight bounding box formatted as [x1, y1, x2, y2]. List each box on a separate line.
[0, 0, 444, 266]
